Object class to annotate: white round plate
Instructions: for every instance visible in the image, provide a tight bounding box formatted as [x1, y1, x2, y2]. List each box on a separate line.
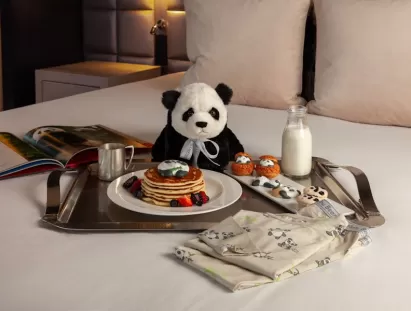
[107, 169, 243, 216]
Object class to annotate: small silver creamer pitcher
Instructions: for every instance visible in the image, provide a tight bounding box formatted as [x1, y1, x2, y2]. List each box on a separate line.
[98, 143, 134, 181]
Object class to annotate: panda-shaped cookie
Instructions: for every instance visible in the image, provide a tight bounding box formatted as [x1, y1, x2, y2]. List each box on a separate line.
[303, 186, 328, 199]
[151, 82, 244, 172]
[296, 194, 322, 208]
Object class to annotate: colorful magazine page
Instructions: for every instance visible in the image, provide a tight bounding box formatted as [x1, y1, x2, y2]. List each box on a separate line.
[0, 133, 62, 178]
[22, 125, 153, 167]
[0, 124, 153, 180]
[71, 125, 153, 149]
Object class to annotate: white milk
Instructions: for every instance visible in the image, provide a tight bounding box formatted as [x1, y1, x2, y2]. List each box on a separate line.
[281, 125, 312, 177]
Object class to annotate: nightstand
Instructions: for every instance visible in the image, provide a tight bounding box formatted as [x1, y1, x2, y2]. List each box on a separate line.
[35, 61, 161, 103]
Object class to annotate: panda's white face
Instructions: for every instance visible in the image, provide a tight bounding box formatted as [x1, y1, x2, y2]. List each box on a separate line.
[171, 83, 228, 140]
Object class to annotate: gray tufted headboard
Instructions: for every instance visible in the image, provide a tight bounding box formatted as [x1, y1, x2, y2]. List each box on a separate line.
[82, 0, 191, 72]
[82, 0, 160, 65]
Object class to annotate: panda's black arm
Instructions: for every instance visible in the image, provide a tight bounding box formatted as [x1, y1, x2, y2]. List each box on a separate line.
[151, 126, 169, 162]
[225, 127, 245, 160]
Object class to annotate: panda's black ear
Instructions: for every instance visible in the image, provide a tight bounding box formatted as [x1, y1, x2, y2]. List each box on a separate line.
[215, 83, 233, 105]
[161, 90, 181, 110]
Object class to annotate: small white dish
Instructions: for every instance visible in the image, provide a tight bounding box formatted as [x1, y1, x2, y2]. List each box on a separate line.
[107, 169, 243, 216]
[224, 167, 354, 216]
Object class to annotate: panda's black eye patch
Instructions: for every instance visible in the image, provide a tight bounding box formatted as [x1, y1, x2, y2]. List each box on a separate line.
[182, 108, 194, 122]
[209, 108, 220, 120]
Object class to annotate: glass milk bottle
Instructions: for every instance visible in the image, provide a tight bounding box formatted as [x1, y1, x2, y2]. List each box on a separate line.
[281, 105, 312, 178]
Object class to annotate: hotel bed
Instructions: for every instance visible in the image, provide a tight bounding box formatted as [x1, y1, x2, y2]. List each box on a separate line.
[2, 0, 411, 309]
[0, 71, 410, 311]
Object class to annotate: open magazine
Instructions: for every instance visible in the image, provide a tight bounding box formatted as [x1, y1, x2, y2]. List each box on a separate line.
[0, 124, 153, 179]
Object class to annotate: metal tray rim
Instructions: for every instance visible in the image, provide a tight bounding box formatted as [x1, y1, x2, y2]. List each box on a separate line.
[42, 158, 385, 232]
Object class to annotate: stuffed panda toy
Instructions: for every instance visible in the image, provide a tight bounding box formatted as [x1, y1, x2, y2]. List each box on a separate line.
[151, 82, 244, 172]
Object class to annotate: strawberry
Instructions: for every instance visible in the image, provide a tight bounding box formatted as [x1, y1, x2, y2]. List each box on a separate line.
[178, 196, 193, 207]
[199, 191, 209, 204]
[129, 179, 142, 194]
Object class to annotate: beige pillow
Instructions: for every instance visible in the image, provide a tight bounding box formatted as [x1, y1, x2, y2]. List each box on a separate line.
[180, 0, 311, 110]
[308, 0, 411, 127]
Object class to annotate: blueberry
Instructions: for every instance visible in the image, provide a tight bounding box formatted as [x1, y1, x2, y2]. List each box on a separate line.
[170, 200, 179, 207]
[159, 169, 173, 177]
[175, 170, 188, 178]
[191, 193, 203, 206]
[133, 189, 144, 199]
[123, 176, 137, 189]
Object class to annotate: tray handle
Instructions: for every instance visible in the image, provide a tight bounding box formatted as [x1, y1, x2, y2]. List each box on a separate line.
[338, 166, 383, 217]
[314, 157, 385, 227]
[46, 169, 66, 216]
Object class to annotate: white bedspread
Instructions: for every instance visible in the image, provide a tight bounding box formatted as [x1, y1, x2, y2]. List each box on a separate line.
[1, 73, 410, 311]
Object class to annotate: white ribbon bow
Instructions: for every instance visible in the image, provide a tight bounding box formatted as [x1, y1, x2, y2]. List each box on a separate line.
[180, 139, 220, 168]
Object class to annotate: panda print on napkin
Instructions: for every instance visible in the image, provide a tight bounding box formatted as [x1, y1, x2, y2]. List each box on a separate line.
[174, 210, 370, 291]
[192, 211, 350, 279]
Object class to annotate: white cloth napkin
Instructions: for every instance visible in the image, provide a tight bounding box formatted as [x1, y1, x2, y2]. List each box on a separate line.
[174, 210, 371, 292]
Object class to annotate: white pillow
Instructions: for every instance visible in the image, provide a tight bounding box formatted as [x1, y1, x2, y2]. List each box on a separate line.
[180, 0, 311, 110]
[308, 0, 411, 127]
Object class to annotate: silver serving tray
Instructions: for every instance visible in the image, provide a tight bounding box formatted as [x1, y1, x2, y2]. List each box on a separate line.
[41, 158, 385, 232]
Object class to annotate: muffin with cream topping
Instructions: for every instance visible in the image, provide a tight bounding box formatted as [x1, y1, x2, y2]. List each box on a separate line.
[231, 152, 255, 176]
[255, 155, 281, 179]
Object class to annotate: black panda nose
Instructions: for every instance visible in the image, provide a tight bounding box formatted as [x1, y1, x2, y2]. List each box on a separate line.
[196, 121, 208, 128]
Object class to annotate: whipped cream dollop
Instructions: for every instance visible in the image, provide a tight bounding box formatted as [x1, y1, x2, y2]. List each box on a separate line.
[259, 159, 275, 167]
[236, 155, 251, 163]
[157, 160, 189, 177]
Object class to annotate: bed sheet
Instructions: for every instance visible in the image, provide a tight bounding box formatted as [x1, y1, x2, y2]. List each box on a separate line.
[0, 72, 410, 311]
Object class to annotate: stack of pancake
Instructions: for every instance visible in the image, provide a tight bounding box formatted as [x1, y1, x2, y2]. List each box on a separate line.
[141, 166, 205, 206]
